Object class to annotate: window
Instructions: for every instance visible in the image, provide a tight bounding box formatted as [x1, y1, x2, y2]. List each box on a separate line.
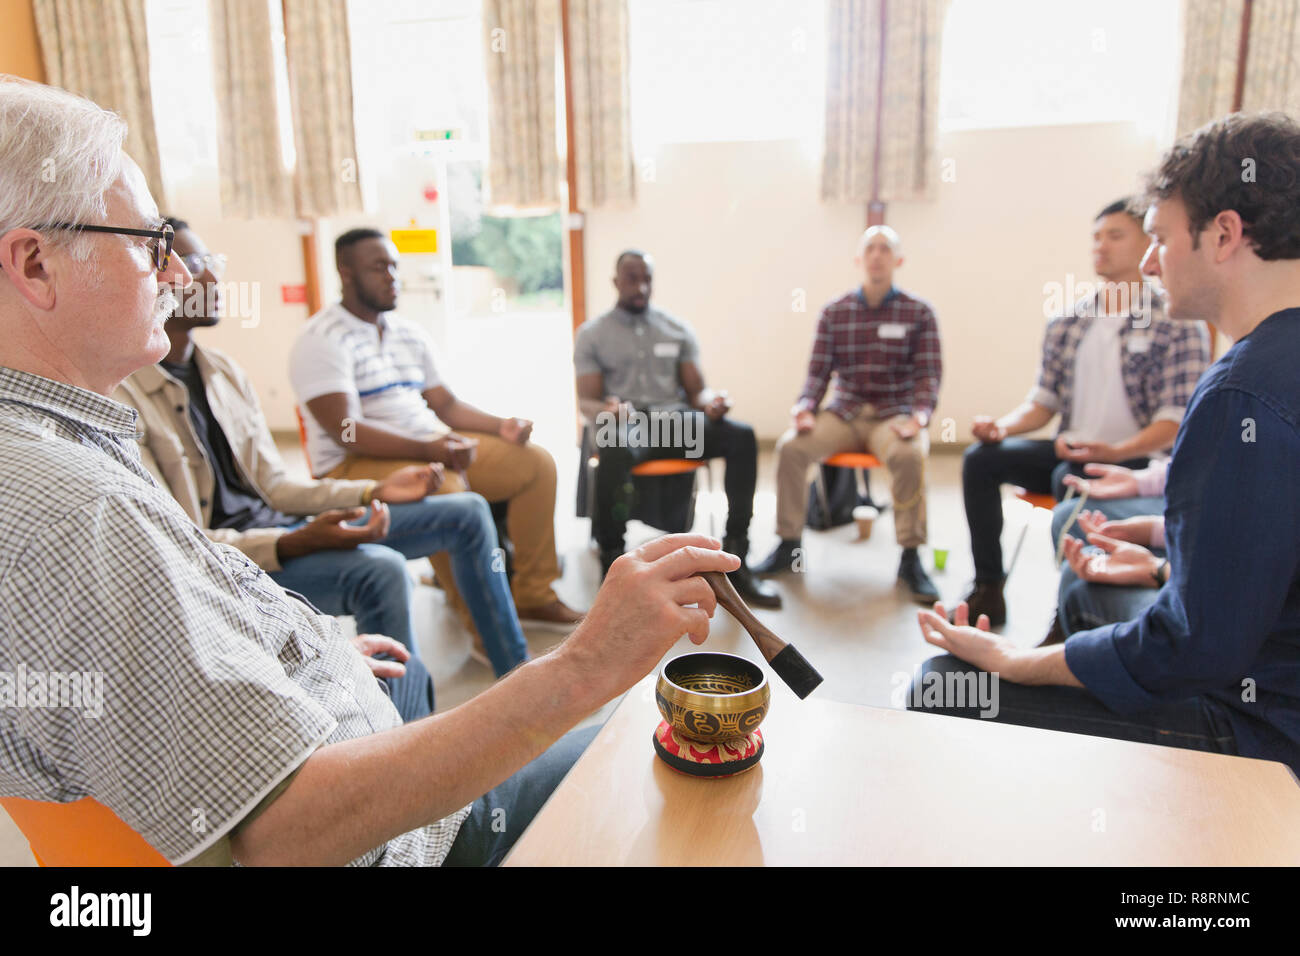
[628, 0, 826, 151]
[938, 0, 1183, 136]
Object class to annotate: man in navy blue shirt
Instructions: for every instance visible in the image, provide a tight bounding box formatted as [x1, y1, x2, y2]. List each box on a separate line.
[907, 111, 1300, 774]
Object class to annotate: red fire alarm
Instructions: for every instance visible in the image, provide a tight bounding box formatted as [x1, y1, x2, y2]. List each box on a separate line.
[423, 184, 439, 203]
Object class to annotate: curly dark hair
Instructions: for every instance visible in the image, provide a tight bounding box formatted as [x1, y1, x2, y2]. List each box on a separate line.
[1144, 111, 1300, 260]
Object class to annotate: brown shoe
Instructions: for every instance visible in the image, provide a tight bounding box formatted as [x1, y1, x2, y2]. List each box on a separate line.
[954, 580, 1006, 628]
[517, 599, 585, 633]
[1038, 611, 1067, 647]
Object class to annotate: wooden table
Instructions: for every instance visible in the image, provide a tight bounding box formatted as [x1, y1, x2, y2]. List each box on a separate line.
[504, 672, 1300, 866]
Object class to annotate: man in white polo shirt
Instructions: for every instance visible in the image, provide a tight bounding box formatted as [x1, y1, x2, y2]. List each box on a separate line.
[289, 229, 582, 631]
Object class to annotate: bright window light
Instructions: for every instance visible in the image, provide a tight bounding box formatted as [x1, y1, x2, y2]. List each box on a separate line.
[939, 0, 1183, 137]
[628, 0, 826, 151]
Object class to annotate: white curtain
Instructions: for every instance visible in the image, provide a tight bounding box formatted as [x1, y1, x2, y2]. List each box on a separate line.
[33, 0, 168, 208]
[822, 0, 945, 203]
[482, 0, 561, 208]
[567, 0, 635, 208]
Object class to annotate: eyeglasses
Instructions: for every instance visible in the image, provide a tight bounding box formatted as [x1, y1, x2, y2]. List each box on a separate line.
[180, 251, 227, 279]
[33, 222, 175, 272]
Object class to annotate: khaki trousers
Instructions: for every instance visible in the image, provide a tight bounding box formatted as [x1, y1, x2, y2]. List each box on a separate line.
[326, 433, 562, 616]
[774, 408, 928, 546]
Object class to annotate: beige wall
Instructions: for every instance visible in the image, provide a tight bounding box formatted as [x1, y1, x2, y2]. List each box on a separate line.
[584, 122, 1171, 445]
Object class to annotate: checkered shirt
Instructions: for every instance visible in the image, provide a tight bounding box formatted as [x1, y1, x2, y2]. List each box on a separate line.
[1029, 290, 1210, 432]
[796, 287, 943, 421]
[0, 367, 468, 865]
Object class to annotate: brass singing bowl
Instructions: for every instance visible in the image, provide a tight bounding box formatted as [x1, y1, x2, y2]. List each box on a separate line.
[655, 652, 770, 743]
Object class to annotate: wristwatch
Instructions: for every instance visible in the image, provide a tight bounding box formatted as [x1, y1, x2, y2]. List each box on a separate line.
[1151, 558, 1169, 587]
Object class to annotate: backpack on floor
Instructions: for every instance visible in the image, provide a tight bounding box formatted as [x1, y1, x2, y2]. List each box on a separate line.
[805, 463, 875, 530]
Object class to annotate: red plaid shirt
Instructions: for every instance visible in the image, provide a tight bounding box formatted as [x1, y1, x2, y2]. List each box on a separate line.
[796, 287, 943, 421]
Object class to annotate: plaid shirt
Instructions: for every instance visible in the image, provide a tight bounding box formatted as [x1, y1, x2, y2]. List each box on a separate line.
[1030, 290, 1210, 432]
[796, 287, 942, 421]
[0, 367, 468, 865]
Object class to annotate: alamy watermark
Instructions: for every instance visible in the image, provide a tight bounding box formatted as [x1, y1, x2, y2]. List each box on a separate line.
[594, 406, 704, 459]
[0, 663, 104, 719]
[1042, 275, 1158, 328]
[173, 280, 263, 328]
[891, 669, 1000, 718]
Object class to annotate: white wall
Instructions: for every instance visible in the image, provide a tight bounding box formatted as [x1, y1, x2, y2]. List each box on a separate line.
[584, 121, 1170, 444]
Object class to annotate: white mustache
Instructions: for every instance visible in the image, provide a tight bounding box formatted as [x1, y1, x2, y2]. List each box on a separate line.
[154, 287, 179, 322]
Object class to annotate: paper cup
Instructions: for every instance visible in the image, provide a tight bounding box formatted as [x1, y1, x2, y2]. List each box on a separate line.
[852, 505, 878, 541]
[932, 547, 949, 571]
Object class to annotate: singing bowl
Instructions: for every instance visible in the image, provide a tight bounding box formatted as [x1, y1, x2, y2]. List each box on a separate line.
[655, 652, 770, 743]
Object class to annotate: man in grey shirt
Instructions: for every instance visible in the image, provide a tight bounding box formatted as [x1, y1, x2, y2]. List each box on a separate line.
[575, 250, 780, 608]
[0, 78, 739, 866]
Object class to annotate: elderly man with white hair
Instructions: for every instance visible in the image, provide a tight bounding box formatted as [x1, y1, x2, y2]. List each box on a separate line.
[755, 226, 943, 603]
[0, 77, 739, 866]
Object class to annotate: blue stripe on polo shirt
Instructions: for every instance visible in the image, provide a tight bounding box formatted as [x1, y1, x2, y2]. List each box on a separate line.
[358, 379, 425, 398]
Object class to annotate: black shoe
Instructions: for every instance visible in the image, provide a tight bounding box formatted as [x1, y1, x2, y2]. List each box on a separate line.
[599, 548, 622, 582]
[897, 548, 940, 604]
[752, 538, 801, 576]
[723, 537, 783, 609]
[728, 563, 783, 609]
[955, 579, 1007, 628]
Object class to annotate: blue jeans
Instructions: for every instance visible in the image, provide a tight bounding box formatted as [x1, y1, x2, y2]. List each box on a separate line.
[442, 723, 600, 866]
[907, 654, 1238, 757]
[270, 493, 530, 713]
[1050, 495, 1166, 636]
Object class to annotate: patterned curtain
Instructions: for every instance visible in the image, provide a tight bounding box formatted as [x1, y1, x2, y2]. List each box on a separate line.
[567, 0, 635, 208]
[1177, 0, 1300, 137]
[1176, 0, 1245, 136]
[210, 0, 294, 218]
[822, 0, 945, 203]
[284, 0, 363, 217]
[1240, 0, 1300, 116]
[482, 0, 561, 208]
[33, 0, 167, 208]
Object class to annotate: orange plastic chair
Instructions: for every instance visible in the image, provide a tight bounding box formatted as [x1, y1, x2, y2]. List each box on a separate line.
[823, 452, 882, 471]
[631, 458, 710, 478]
[814, 452, 882, 526]
[0, 796, 171, 867]
[583, 454, 716, 538]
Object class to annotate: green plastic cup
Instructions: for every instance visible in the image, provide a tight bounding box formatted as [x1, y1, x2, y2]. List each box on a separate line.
[932, 548, 949, 571]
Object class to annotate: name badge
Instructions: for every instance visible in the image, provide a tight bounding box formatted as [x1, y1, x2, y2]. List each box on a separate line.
[653, 341, 681, 358]
[1127, 335, 1152, 354]
[878, 323, 906, 340]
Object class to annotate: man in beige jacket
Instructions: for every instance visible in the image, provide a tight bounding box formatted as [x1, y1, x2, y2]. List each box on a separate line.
[115, 220, 533, 718]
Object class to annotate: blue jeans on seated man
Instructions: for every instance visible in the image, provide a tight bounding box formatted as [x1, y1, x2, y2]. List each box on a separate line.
[1050, 494, 1166, 636]
[906, 654, 1238, 758]
[270, 492, 530, 721]
[443, 723, 600, 866]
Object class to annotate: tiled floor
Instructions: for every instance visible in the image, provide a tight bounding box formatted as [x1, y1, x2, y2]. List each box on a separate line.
[0, 313, 1065, 865]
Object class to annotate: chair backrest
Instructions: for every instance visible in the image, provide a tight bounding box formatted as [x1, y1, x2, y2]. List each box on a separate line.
[0, 796, 171, 867]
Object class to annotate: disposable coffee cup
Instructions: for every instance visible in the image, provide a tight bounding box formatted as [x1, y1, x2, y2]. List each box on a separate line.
[933, 547, 949, 571]
[852, 505, 878, 541]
